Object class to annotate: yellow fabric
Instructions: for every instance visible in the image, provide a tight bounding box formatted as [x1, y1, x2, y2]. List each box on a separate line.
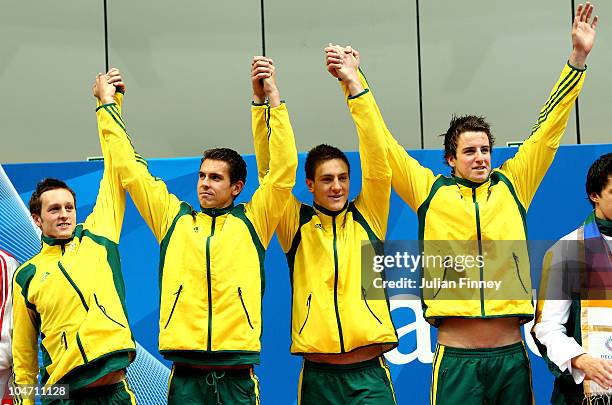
[345, 64, 585, 323]
[249, 369, 261, 405]
[379, 357, 397, 404]
[254, 90, 397, 354]
[102, 100, 297, 358]
[12, 93, 134, 404]
[297, 359, 305, 405]
[430, 344, 445, 405]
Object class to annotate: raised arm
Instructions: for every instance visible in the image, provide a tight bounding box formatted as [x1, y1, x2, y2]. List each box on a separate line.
[93, 70, 181, 243]
[325, 45, 390, 238]
[248, 56, 299, 248]
[500, 2, 597, 209]
[12, 265, 38, 405]
[334, 47, 436, 212]
[77, 69, 128, 244]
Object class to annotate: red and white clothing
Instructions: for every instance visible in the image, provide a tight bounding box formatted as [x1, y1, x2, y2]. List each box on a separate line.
[0, 249, 18, 403]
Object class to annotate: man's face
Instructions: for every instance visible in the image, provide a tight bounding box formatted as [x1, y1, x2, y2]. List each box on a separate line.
[306, 158, 350, 212]
[197, 159, 243, 209]
[33, 188, 77, 239]
[447, 131, 491, 183]
[591, 175, 612, 221]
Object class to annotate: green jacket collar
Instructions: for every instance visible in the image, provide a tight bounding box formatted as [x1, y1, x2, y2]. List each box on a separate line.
[201, 203, 234, 217]
[41, 233, 74, 246]
[313, 201, 348, 218]
[595, 216, 612, 237]
[452, 175, 488, 188]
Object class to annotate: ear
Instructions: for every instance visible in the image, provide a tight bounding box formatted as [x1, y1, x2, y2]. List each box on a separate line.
[447, 155, 456, 168]
[306, 178, 314, 193]
[589, 191, 600, 206]
[231, 180, 244, 198]
[32, 214, 42, 229]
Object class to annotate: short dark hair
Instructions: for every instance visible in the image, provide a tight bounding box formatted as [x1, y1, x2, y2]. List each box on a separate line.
[201, 148, 247, 185]
[441, 115, 495, 172]
[29, 178, 76, 216]
[586, 152, 612, 207]
[305, 144, 350, 181]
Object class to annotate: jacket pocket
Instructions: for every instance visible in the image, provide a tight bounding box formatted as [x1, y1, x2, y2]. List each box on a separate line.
[164, 285, 183, 329]
[362, 288, 382, 324]
[238, 287, 254, 329]
[93, 293, 126, 328]
[299, 293, 312, 335]
[512, 252, 528, 294]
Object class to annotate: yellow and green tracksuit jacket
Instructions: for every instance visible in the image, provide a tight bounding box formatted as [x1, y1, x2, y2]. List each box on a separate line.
[12, 94, 135, 403]
[254, 89, 398, 355]
[100, 100, 297, 365]
[350, 63, 585, 325]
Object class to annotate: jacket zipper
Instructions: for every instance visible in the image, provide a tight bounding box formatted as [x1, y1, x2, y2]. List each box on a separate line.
[206, 216, 216, 351]
[238, 287, 254, 329]
[61, 332, 67, 349]
[299, 293, 312, 334]
[361, 288, 382, 324]
[512, 252, 528, 294]
[332, 217, 345, 352]
[58, 262, 89, 311]
[93, 294, 126, 328]
[58, 263, 89, 363]
[472, 189, 485, 317]
[164, 285, 183, 329]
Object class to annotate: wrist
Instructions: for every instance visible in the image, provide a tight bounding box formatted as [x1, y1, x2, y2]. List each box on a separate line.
[100, 97, 115, 105]
[569, 49, 588, 69]
[571, 353, 587, 370]
[267, 90, 281, 108]
[252, 93, 266, 105]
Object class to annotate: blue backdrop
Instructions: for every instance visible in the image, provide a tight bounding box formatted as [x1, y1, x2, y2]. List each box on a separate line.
[4, 143, 611, 404]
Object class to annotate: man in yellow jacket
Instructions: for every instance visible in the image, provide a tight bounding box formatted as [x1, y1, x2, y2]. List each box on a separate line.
[341, 3, 598, 405]
[95, 59, 297, 404]
[255, 47, 398, 404]
[11, 81, 137, 404]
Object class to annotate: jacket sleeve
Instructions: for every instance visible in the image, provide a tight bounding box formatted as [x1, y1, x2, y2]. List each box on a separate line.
[11, 265, 38, 405]
[247, 102, 298, 247]
[97, 98, 182, 243]
[532, 234, 586, 383]
[340, 70, 437, 213]
[347, 89, 391, 240]
[82, 93, 127, 243]
[499, 63, 586, 210]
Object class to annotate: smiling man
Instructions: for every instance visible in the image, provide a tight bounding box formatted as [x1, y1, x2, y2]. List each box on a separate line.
[254, 47, 398, 404]
[12, 89, 137, 404]
[342, 3, 598, 404]
[95, 61, 297, 404]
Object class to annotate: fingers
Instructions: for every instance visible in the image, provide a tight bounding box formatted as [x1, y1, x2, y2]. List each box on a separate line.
[585, 2, 594, 23]
[251, 56, 273, 67]
[592, 14, 598, 29]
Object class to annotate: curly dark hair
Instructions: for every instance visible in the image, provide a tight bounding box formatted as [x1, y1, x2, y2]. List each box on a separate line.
[586, 152, 612, 207]
[305, 144, 350, 181]
[201, 148, 247, 185]
[441, 115, 495, 173]
[29, 178, 76, 216]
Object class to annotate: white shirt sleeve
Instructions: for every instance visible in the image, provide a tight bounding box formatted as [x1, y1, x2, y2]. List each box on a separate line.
[532, 230, 587, 384]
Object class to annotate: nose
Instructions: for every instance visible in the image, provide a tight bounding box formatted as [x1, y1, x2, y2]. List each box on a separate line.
[475, 149, 484, 163]
[59, 208, 69, 219]
[331, 178, 342, 191]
